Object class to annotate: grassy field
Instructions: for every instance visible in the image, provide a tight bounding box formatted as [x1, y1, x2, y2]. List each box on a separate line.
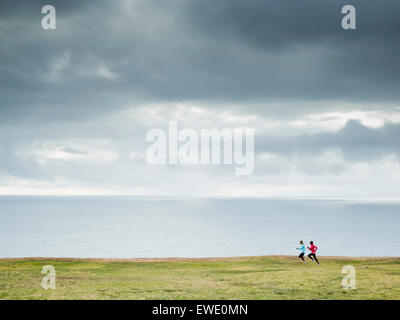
[0, 256, 399, 300]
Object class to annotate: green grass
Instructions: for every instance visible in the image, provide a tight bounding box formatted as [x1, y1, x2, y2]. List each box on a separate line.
[1, 256, 399, 300]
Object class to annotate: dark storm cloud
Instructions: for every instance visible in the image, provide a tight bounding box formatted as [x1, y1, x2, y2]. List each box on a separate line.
[0, 0, 98, 19]
[181, 0, 400, 102]
[257, 120, 400, 162]
[1, 0, 400, 123]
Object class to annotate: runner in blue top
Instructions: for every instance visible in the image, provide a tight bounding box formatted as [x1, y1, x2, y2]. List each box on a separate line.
[297, 240, 306, 262]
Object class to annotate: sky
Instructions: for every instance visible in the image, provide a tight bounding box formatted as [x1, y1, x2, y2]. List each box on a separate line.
[0, 0, 400, 197]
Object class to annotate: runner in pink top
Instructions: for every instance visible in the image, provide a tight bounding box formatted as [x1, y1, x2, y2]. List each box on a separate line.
[307, 241, 320, 264]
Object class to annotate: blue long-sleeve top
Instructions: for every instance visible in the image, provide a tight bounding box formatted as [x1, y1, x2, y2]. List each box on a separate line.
[297, 245, 306, 254]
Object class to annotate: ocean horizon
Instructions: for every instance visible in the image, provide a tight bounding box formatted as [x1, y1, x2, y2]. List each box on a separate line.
[1, 196, 399, 258]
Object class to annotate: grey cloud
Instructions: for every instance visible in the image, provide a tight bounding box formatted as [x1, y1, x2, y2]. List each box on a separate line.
[257, 120, 400, 162]
[0, 142, 49, 180]
[61, 147, 87, 155]
[1, 0, 400, 196]
[1, 0, 400, 125]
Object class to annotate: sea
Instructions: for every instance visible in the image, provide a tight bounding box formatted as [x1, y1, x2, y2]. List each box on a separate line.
[0, 196, 399, 258]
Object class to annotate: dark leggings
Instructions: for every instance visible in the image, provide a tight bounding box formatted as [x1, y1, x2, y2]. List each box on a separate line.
[308, 253, 319, 263]
[298, 252, 305, 261]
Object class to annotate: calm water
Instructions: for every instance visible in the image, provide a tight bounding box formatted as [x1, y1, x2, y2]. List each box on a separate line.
[0, 196, 399, 258]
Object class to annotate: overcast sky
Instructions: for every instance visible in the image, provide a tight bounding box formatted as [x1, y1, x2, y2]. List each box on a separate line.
[1, 0, 400, 197]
